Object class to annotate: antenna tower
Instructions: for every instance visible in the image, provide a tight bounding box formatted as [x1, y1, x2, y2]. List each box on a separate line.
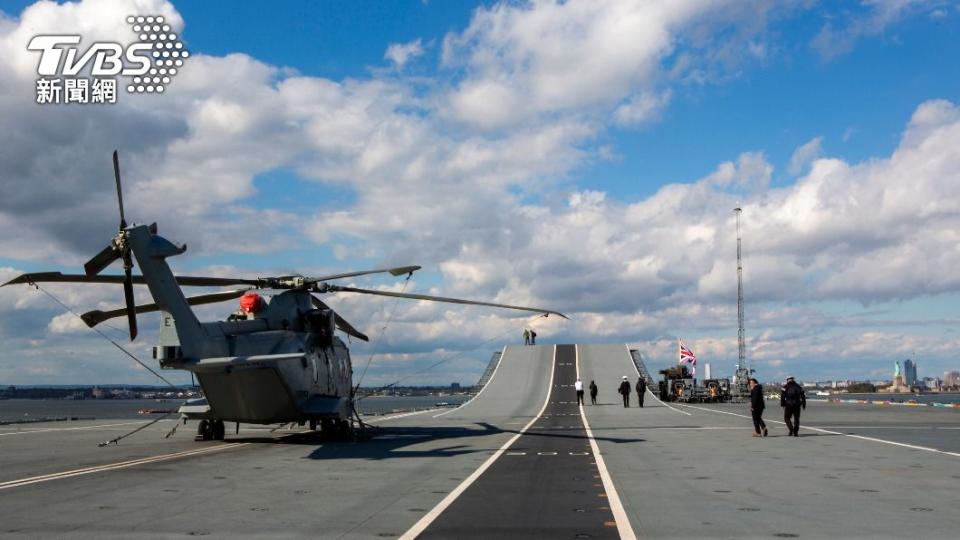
[734, 206, 749, 398]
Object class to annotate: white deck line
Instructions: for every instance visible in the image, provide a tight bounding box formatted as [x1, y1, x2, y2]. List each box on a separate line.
[433, 345, 507, 418]
[400, 345, 558, 540]
[0, 420, 171, 437]
[0, 443, 249, 491]
[624, 344, 691, 416]
[577, 345, 637, 540]
[366, 409, 435, 423]
[678, 403, 960, 458]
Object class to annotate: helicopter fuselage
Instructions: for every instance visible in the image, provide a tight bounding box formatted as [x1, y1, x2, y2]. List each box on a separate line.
[125, 224, 354, 427]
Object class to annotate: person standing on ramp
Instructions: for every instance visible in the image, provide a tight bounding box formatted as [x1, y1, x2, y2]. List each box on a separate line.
[780, 376, 806, 437]
[522, 328, 530, 345]
[575, 378, 585, 405]
[618, 376, 631, 407]
[749, 378, 767, 437]
[589, 380, 598, 405]
[635, 378, 646, 407]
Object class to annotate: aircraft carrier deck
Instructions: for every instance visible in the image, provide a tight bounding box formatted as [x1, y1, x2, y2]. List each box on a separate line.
[1, 344, 958, 538]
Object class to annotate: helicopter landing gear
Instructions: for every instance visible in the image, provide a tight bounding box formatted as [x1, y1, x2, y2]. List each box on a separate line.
[337, 420, 352, 441]
[196, 419, 226, 441]
[320, 418, 334, 440]
[309, 419, 318, 431]
[213, 420, 225, 440]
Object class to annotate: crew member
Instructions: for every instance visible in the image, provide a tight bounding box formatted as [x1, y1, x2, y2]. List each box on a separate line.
[780, 376, 806, 437]
[523, 329, 530, 346]
[618, 376, 631, 407]
[589, 380, 598, 405]
[749, 378, 767, 437]
[635, 377, 646, 407]
[530, 329, 537, 345]
[575, 378, 584, 405]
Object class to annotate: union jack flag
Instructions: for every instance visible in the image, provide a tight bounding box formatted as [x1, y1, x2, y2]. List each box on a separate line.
[679, 339, 697, 377]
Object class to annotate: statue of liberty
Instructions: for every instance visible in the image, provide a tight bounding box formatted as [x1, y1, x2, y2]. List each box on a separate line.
[894, 361, 902, 378]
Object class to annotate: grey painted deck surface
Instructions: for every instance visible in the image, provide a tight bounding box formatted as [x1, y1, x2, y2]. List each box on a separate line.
[1, 343, 958, 538]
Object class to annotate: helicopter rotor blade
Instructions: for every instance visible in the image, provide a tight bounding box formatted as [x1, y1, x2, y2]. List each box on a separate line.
[1, 272, 262, 288]
[122, 263, 138, 340]
[84, 151, 128, 277]
[83, 245, 121, 276]
[306, 265, 421, 284]
[310, 295, 370, 342]
[322, 285, 569, 319]
[113, 150, 127, 229]
[80, 289, 252, 328]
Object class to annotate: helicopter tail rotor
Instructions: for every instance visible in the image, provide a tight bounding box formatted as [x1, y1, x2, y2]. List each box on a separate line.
[81, 150, 138, 340]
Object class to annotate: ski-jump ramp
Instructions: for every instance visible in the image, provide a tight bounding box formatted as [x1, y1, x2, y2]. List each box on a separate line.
[437, 343, 657, 424]
[434, 344, 554, 422]
[577, 343, 666, 408]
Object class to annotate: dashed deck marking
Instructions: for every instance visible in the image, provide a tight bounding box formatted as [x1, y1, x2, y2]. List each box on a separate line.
[400, 345, 558, 539]
[405, 345, 620, 539]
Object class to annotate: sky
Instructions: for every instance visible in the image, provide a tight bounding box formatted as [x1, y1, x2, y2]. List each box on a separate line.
[1, 0, 959, 387]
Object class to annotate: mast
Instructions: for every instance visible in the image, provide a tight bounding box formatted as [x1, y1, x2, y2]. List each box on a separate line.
[735, 206, 749, 397]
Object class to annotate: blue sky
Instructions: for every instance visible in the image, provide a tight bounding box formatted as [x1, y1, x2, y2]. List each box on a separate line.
[1, 1, 959, 386]
[160, 0, 960, 197]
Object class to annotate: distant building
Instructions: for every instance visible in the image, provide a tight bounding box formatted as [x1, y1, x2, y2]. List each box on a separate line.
[903, 359, 918, 386]
[451, 383, 461, 391]
[944, 371, 960, 389]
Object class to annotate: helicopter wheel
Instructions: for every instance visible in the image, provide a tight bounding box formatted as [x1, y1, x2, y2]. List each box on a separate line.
[212, 420, 226, 441]
[320, 419, 335, 440]
[197, 419, 212, 441]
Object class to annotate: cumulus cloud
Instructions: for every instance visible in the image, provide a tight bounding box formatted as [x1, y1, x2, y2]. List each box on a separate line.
[1, 1, 958, 384]
[384, 39, 424, 68]
[811, 0, 943, 60]
[441, 0, 781, 130]
[614, 90, 672, 126]
[47, 312, 89, 334]
[788, 136, 824, 175]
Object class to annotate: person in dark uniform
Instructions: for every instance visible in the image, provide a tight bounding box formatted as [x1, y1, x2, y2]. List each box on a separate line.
[589, 380, 598, 405]
[635, 378, 646, 407]
[618, 376, 631, 407]
[780, 376, 806, 437]
[749, 378, 767, 437]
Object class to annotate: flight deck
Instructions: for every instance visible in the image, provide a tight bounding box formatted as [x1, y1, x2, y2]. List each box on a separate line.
[1, 344, 958, 538]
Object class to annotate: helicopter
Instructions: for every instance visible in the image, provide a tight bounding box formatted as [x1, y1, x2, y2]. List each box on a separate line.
[3, 151, 566, 441]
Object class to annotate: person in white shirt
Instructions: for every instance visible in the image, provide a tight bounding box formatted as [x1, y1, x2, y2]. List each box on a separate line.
[574, 378, 584, 405]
